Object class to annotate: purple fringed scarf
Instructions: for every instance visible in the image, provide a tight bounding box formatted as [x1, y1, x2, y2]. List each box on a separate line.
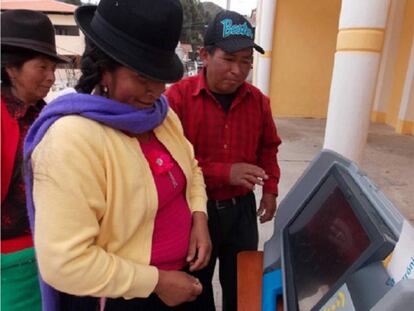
[23, 92, 168, 311]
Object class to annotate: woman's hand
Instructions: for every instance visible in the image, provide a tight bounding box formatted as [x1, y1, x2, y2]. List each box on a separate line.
[154, 270, 202, 306]
[186, 211, 211, 271]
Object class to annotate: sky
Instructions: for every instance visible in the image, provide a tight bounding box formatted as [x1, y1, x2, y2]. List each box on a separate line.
[201, 0, 258, 16]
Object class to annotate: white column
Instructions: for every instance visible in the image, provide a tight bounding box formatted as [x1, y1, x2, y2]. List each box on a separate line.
[323, 0, 390, 163]
[254, 0, 277, 95]
[398, 37, 414, 122]
[372, 0, 406, 119]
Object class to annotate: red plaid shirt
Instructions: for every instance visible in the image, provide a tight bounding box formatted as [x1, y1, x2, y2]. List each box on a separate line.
[1, 87, 45, 241]
[165, 71, 281, 200]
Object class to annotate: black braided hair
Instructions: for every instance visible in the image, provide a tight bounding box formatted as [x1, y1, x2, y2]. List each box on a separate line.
[75, 39, 120, 94]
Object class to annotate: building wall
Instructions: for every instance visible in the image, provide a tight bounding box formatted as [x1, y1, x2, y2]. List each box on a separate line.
[48, 13, 85, 56]
[47, 13, 84, 95]
[264, 0, 413, 135]
[268, 0, 341, 117]
[48, 13, 76, 25]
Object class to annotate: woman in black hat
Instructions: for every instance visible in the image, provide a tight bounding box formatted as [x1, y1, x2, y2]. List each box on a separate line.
[1, 9, 68, 311]
[23, 0, 212, 310]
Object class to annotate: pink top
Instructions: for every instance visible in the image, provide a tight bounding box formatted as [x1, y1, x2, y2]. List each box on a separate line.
[139, 134, 192, 270]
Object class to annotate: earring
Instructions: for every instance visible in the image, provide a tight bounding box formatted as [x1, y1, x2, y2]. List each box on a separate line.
[102, 85, 108, 97]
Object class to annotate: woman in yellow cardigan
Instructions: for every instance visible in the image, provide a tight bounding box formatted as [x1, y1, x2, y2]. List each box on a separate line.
[24, 0, 212, 310]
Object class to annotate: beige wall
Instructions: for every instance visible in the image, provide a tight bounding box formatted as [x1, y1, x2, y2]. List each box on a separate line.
[48, 14, 76, 25]
[269, 0, 341, 117]
[263, 0, 413, 135]
[55, 34, 85, 56]
[48, 13, 85, 56]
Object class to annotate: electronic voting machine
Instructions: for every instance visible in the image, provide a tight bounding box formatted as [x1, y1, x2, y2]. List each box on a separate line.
[261, 149, 414, 311]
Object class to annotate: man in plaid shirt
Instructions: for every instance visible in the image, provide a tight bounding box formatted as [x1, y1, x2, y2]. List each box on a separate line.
[165, 10, 281, 311]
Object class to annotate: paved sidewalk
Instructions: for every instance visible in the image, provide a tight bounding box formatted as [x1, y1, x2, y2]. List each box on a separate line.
[213, 117, 414, 310]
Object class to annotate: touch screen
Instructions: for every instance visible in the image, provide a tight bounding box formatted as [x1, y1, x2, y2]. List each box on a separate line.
[286, 174, 370, 311]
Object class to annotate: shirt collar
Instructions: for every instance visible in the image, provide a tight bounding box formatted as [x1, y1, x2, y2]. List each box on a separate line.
[192, 68, 208, 96]
[1, 86, 45, 119]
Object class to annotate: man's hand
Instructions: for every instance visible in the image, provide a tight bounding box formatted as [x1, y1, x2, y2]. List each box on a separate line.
[229, 163, 268, 190]
[154, 270, 202, 306]
[187, 212, 212, 271]
[257, 193, 277, 223]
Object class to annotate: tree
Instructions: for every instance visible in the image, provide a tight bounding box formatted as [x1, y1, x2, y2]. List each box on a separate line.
[202, 1, 224, 25]
[180, 0, 206, 51]
[59, 0, 207, 58]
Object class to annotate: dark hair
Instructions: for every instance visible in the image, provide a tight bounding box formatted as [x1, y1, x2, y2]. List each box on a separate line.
[75, 39, 120, 94]
[1, 47, 41, 86]
[204, 45, 217, 55]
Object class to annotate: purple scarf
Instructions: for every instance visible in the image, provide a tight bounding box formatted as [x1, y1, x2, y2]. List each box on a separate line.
[23, 92, 168, 311]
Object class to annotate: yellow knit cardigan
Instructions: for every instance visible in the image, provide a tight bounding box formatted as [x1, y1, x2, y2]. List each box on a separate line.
[31, 110, 207, 299]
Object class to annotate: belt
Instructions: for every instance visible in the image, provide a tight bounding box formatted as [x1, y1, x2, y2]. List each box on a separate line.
[208, 197, 239, 210]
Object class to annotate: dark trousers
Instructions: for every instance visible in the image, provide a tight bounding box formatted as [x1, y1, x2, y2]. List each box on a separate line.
[58, 287, 211, 311]
[59, 268, 212, 311]
[193, 192, 259, 311]
[59, 292, 99, 311]
[105, 264, 212, 311]
[105, 292, 211, 311]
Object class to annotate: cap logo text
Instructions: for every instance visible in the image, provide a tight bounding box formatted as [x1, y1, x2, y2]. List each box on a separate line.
[221, 19, 253, 39]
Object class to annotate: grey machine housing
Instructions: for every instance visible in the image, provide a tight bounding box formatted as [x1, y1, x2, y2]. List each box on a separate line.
[262, 149, 414, 310]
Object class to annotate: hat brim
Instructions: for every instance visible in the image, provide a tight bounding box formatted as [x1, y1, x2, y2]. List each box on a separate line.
[215, 38, 265, 55]
[1, 40, 70, 63]
[75, 5, 183, 83]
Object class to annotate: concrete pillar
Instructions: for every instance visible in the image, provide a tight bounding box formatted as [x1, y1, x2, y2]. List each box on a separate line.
[397, 37, 414, 134]
[372, 0, 406, 124]
[254, 0, 277, 95]
[323, 0, 390, 163]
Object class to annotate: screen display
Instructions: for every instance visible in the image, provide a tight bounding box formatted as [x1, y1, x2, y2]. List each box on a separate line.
[286, 175, 370, 311]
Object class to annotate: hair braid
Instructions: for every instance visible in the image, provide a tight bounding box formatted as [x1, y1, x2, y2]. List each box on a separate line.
[75, 39, 120, 94]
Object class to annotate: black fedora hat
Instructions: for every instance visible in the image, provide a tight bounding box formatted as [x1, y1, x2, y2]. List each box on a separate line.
[1, 9, 68, 63]
[75, 0, 184, 83]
